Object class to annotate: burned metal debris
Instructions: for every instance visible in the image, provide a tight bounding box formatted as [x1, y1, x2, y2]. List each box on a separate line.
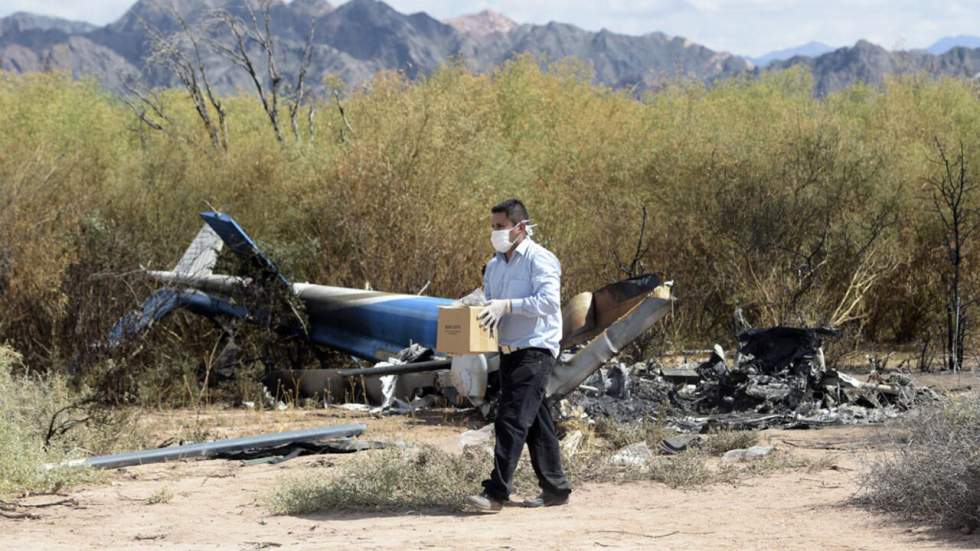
[563, 326, 938, 431]
[50, 424, 368, 470]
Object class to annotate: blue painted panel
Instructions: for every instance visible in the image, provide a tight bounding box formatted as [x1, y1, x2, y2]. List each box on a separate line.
[108, 290, 249, 347]
[307, 295, 455, 359]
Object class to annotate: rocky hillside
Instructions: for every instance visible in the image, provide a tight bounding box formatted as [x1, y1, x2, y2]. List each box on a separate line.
[0, 0, 747, 92]
[771, 40, 980, 96]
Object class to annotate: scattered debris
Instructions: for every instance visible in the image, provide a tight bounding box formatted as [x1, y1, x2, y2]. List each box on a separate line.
[0, 510, 40, 520]
[1, 497, 77, 509]
[659, 434, 701, 455]
[371, 392, 436, 416]
[242, 541, 282, 550]
[334, 403, 371, 412]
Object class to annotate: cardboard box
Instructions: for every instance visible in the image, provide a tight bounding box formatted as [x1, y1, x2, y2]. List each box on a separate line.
[436, 306, 498, 355]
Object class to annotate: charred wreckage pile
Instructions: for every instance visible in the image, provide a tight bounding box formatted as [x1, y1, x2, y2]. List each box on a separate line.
[562, 326, 939, 432]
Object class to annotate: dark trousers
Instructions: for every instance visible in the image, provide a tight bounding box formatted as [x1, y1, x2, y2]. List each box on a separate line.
[482, 348, 572, 500]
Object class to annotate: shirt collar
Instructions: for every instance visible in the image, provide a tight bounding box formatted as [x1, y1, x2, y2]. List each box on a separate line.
[514, 237, 532, 256]
[496, 237, 533, 261]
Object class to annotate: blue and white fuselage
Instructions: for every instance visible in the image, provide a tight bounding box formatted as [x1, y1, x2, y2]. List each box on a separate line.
[292, 283, 454, 360]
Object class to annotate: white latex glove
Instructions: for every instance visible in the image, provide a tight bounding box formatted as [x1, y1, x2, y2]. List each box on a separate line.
[477, 299, 511, 339]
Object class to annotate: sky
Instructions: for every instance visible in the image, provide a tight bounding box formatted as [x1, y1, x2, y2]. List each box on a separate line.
[1, 0, 978, 57]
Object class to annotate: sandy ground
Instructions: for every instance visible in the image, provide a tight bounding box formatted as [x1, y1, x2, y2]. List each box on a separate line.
[4, 373, 980, 550]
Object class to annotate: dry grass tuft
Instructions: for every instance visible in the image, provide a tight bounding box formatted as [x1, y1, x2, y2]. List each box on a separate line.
[648, 451, 715, 488]
[593, 417, 669, 449]
[703, 430, 759, 456]
[145, 487, 174, 505]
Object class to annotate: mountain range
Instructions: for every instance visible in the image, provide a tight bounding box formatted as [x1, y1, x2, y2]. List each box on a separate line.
[750, 41, 835, 67]
[1, 0, 979, 96]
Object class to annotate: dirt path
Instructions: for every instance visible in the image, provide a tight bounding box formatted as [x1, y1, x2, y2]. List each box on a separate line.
[3, 408, 978, 551]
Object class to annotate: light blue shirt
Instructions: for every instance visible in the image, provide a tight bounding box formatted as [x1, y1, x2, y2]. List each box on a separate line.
[483, 238, 563, 357]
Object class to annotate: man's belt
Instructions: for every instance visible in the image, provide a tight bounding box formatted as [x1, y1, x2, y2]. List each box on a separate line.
[500, 345, 549, 355]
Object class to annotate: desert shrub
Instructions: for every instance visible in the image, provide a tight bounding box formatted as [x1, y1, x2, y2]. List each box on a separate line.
[145, 487, 174, 505]
[267, 446, 490, 514]
[2, 63, 980, 396]
[860, 398, 980, 530]
[0, 344, 139, 495]
[593, 417, 669, 449]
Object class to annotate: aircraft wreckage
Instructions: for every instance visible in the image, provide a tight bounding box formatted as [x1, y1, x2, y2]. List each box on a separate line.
[110, 212, 932, 429]
[109, 211, 675, 409]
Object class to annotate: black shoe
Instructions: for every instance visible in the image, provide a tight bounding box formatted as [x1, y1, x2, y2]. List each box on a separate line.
[523, 492, 570, 508]
[466, 491, 504, 513]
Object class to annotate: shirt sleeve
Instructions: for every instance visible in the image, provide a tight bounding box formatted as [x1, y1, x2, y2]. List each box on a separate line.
[511, 251, 561, 317]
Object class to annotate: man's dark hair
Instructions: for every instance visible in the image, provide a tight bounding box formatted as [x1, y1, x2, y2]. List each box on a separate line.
[491, 198, 530, 225]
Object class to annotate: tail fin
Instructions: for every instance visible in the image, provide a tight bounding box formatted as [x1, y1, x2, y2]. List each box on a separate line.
[199, 211, 307, 334]
[173, 223, 223, 276]
[199, 211, 287, 284]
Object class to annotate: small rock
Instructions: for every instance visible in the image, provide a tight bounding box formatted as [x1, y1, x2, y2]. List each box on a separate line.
[721, 445, 775, 463]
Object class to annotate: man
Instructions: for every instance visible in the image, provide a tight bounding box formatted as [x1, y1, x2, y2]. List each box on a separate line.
[466, 198, 572, 512]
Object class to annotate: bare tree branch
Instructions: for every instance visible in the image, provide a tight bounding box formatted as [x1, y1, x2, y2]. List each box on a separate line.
[928, 137, 975, 371]
[288, 23, 317, 140]
[209, 2, 285, 143]
[333, 90, 354, 143]
[612, 206, 649, 279]
[137, 7, 227, 151]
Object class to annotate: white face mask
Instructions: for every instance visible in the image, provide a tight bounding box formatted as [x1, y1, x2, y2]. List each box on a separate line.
[491, 228, 514, 253]
[490, 220, 534, 253]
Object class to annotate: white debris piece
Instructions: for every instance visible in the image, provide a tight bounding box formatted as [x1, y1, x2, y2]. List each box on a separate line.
[459, 423, 495, 454]
[558, 399, 587, 419]
[560, 430, 584, 456]
[721, 445, 775, 463]
[335, 403, 371, 412]
[609, 442, 654, 467]
[377, 372, 399, 410]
